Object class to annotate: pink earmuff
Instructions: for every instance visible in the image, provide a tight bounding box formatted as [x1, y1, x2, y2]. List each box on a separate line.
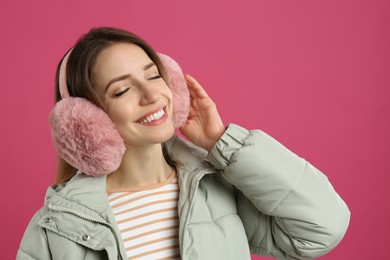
[49, 50, 189, 176]
[158, 53, 189, 128]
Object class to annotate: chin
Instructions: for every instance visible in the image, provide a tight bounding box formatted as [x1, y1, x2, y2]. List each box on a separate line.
[123, 123, 175, 146]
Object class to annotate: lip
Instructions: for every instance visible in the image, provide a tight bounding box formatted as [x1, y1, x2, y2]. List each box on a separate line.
[135, 105, 167, 125]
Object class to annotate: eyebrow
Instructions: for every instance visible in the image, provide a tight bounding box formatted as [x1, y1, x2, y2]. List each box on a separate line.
[104, 62, 156, 93]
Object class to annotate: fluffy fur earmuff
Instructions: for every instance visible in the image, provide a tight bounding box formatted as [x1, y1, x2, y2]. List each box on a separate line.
[49, 97, 126, 176]
[158, 53, 190, 128]
[49, 52, 189, 177]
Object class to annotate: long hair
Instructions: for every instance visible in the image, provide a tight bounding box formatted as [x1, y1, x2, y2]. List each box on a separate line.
[54, 27, 174, 184]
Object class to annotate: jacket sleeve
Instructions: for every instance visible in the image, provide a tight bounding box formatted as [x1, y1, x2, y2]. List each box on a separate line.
[206, 124, 350, 259]
[17, 210, 52, 260]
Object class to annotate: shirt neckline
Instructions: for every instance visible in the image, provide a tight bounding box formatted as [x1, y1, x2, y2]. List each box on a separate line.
[107, 169, 177, 194]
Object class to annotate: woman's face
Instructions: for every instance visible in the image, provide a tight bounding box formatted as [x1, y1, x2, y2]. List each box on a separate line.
[92, 43, 175, 147]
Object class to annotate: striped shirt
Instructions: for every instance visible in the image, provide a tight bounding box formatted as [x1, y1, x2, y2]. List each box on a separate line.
[108, 171, 181, 260]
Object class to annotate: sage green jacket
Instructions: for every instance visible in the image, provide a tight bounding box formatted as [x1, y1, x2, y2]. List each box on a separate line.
[17, 124, 350, 260]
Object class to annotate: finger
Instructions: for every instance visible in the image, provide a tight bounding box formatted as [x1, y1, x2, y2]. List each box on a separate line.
[185, 74, 209, 98]
[187, 83, 206, 101]
[187, 99, 197, 116]
[185, 74, 204, 91]
[186, 74, 208, 99]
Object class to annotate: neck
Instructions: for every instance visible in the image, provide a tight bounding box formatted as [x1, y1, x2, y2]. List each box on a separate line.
[106, 143, 173, 192]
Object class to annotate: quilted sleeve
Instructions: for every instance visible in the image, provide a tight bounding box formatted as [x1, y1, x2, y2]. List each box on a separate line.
[207, 124, 350, 259]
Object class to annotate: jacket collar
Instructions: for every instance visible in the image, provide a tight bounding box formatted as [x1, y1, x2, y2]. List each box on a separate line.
[45, 172, 109, 214]
[45, 135, 215, 215]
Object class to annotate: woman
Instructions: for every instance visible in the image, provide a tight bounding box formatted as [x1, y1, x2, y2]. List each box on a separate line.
[17, 27, 350, 260]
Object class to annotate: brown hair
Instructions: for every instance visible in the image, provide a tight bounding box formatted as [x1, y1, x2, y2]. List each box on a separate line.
[54, 27, 174, 184]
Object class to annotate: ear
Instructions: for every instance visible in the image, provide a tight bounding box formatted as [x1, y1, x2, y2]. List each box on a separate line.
[158, 53, 190, 128]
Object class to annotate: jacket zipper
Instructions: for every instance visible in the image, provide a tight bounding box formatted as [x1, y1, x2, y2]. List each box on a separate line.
[47, 203, 128, 260]
[178, 169, 212, 259]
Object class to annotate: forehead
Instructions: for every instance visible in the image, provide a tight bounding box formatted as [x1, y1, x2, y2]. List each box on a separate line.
[92, 43, 153, 85]
[94, 42, 152, 71]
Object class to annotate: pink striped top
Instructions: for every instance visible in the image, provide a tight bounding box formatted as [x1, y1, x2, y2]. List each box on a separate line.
[107, 171, 181, 260]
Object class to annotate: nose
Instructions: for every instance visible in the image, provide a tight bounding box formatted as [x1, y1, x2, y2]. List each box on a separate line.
[139, 83, 161, 106]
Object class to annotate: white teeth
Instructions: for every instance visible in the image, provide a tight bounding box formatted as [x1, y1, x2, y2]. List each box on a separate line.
[139, 109, 165, 124]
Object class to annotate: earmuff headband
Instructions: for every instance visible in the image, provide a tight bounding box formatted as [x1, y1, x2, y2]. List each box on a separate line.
[59, 50, 72, 99]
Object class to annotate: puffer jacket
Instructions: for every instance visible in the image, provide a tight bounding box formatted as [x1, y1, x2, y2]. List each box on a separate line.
[17, 124, 350, 260]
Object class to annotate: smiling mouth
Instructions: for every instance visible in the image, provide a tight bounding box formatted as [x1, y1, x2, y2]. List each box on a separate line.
[136, 108, 166, 124]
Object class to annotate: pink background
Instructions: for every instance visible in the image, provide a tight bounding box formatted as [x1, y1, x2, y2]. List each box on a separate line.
[1, 0, 389, 259]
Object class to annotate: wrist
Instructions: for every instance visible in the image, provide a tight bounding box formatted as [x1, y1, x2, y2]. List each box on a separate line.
[204, 125, 226, 152]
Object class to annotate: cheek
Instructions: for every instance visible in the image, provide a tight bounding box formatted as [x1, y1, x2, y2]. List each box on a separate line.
[167, 88, 173, 100]
[106, 100, 135, 125]
[163, 86, 174, 106]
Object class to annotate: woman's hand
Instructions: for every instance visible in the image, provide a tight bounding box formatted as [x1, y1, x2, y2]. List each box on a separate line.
[179, 74, 225, 152]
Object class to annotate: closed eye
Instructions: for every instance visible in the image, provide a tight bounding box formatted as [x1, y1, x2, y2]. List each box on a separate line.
[113, 88, 130, 97]
[149, 75, 161, 80]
